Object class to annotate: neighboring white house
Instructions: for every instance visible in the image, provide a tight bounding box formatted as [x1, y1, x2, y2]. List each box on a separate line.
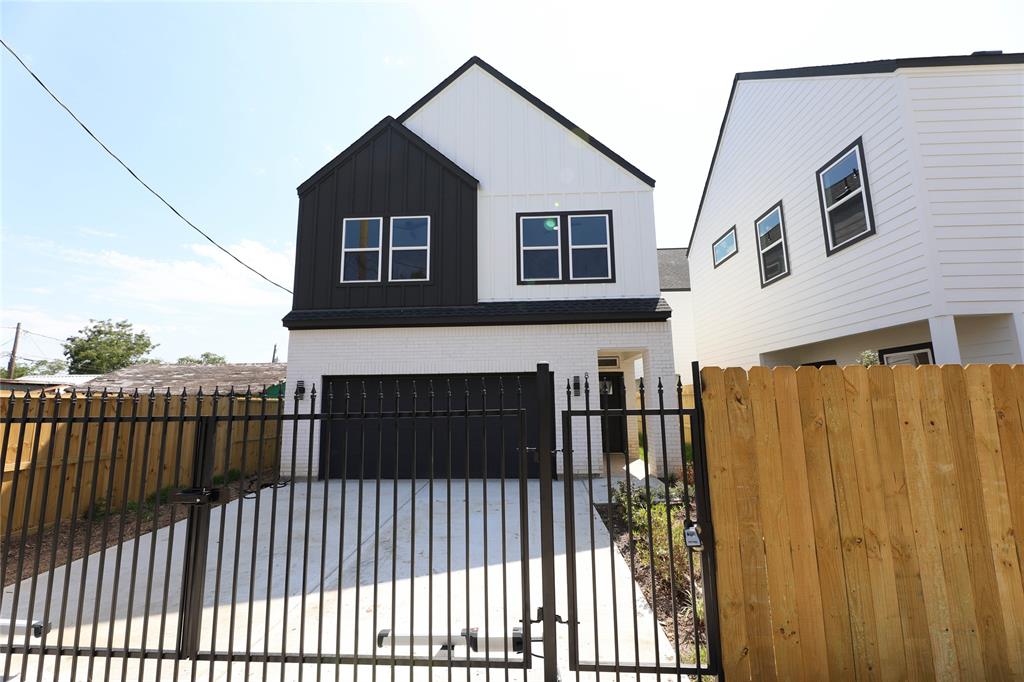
[689, 51, 1024, 368]
[658, 248, 697, 380]
[283, 57, 679, 477]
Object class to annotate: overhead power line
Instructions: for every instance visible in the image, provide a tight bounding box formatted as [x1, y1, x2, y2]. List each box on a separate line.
[0, 38, 293, 295]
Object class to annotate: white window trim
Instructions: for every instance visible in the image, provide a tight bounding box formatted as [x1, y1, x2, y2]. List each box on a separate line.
[819, 145, 872, 251]
[340, 217, 383, 283]
[519, 215, 562, 282]
[568, 214, 612, 281]
[755, 207, 789, 285]
[881, 345, 934, 366]
[712, 226, 738, 267]
[388, 215, 431, 282]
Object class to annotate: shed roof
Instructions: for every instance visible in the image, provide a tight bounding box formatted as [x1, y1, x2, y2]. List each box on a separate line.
[657, 248, 690, 291]
[87, 363, 287, 393]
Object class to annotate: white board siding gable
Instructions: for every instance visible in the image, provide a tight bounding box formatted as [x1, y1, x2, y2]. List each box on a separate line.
[690, 74, 931, 367]
[906, 64, 1024, 313]
[401, 64, 660, 303]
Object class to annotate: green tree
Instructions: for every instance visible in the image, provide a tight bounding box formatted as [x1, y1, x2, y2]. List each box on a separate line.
[63, 319, 157, 374]
[176, 352, 226, 365]
[11, 358, 68, 379]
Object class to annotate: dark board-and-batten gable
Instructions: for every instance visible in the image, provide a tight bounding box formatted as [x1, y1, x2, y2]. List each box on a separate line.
[291, 116, 479, 312]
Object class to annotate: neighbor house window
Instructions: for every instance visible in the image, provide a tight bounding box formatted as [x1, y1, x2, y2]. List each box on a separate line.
[754, 202, 790, 286]
[519, 215, 562, 281]
[879, 343, 934, 367]
[341, 217, 383, 282]
[817, 138, 875, 254]
[568, 214, 611, 280]
[389, 216, 430, 281]
[712, 226, 738, 267]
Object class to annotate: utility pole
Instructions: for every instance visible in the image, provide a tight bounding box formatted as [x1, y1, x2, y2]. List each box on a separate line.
[271, 343, 278, 363]
[6, 322, 21, 379]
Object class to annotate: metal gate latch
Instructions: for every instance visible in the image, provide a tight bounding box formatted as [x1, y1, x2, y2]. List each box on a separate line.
[525, 607, 575, 625]
[172, 487, 220, 505]
[684, 523, 703, 549]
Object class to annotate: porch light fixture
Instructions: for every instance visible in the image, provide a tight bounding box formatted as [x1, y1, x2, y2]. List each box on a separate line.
[295, 380, 306, 400]
[573, 376, 581, 397]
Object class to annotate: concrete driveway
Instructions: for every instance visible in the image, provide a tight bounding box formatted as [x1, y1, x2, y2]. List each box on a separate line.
[1, 478, 677, 680]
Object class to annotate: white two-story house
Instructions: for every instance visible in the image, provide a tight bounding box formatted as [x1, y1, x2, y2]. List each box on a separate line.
[283, 57, 679, 478]
[689, 51, 1024, 368]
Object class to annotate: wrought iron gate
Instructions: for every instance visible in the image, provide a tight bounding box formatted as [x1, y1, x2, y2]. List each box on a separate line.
[0, 363, 720, 680]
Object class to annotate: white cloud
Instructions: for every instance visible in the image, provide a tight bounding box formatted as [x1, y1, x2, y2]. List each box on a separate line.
[79, 226, 117, 238]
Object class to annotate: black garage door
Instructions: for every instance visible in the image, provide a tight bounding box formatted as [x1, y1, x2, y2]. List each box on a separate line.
[319, 372, 553, 480]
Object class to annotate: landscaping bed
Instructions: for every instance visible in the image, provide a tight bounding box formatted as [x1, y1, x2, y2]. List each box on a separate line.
[596, 467, 708, 663]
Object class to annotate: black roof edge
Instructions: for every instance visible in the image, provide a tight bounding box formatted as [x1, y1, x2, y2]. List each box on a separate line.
[297, 115, 479, 195]
[397, 56, 657, 188]
[687, 51, 1024, 253]
[736, 51, 1024, 82]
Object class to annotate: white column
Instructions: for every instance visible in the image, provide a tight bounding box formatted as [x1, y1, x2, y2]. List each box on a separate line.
[928, 315, 962, 364]
[1010, 311, 1024, 364]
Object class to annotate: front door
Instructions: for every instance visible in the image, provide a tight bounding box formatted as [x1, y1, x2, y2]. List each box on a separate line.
[598, 371, 627, 454]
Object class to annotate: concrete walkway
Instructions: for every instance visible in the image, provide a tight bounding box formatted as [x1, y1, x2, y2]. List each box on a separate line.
[1, 479, 679, 680]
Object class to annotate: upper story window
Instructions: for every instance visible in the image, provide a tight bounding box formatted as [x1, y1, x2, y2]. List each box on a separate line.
[712, 226, 738, 267]
[568, 214, 612, 280]
[389, 216, 430, 281]
[517, 210, 615, 284]
[341, 217, 383, 282]
[755, 202, 790, 286]
[519, 215, 562, 281]
[817, 138, 875, 255]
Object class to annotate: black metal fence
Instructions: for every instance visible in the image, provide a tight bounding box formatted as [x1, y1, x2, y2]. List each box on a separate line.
[0, 363, 721, 680]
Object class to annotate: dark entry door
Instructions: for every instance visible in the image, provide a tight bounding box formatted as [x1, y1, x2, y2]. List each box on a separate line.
[598, 371, 627, 454]
[320, 372, 551, 480]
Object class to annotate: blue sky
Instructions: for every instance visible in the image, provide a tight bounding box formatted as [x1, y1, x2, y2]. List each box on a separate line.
[2, 0, 1021, 365]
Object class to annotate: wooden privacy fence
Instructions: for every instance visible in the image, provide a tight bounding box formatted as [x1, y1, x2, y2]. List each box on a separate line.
[1, 392, 282, 536]
[701, 364, 1024, 681]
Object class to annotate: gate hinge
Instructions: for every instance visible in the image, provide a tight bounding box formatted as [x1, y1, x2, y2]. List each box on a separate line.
[172, 487, 220, 506]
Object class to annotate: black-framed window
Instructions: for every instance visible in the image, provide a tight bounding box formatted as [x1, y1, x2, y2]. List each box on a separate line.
[801, 359, 838, 368]
[341, 217, 383, 282]
[879, 343, 934, 367]
[754, 202, 790, 286]
[817, 137, 876, 255]
[389, 216, 430, 281]
[516, 210, 615, 284]
[712, 226, 738, 267]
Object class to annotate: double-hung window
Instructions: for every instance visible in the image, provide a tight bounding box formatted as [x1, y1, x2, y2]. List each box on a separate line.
[817, 138, 875, 254]
[754, 202, 790, 286]
[519, 215, 562, 281]
[568, 214, 612, 280]
[341, 217, 383, 282]
[389, 216, 430, 281]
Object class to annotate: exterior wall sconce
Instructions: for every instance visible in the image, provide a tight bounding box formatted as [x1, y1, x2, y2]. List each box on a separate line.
[295, 380, 306, 400]
[573, 376, 581, 397]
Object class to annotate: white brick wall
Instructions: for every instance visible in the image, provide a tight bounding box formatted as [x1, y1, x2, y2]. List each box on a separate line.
[282, 321, 678, 478]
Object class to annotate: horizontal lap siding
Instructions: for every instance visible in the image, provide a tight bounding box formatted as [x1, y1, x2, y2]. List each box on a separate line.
[690, 75, 931, 367]
[701, 364, 1024, 680]
[908, 65, 1024, 312]
[402, 65, 661, 303]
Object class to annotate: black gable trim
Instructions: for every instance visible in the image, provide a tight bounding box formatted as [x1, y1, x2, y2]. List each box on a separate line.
[297, 116, 478, 195]
[282, 298, 671, 330]
[397, 56, 656, 188]
[687, 51, 1024, 253]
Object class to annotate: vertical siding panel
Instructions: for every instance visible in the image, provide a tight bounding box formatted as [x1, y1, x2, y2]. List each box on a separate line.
[819, 366, 881, 680]
[700, 367, 751, 681]
[746, 367, 802, 680]
[723, 367, 778, 681]
[772, 367, 830, 679]
[892, 365, 958, 679]
[796, 366, 856, 680]
[941, 365, 1015, 678]
[916, 366, 985, 676]
[844, 366, 907, 681]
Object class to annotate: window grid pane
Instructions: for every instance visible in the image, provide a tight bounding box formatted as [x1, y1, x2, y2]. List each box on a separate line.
[342, 218, 382, 282]
[713, 230, 737, 265]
